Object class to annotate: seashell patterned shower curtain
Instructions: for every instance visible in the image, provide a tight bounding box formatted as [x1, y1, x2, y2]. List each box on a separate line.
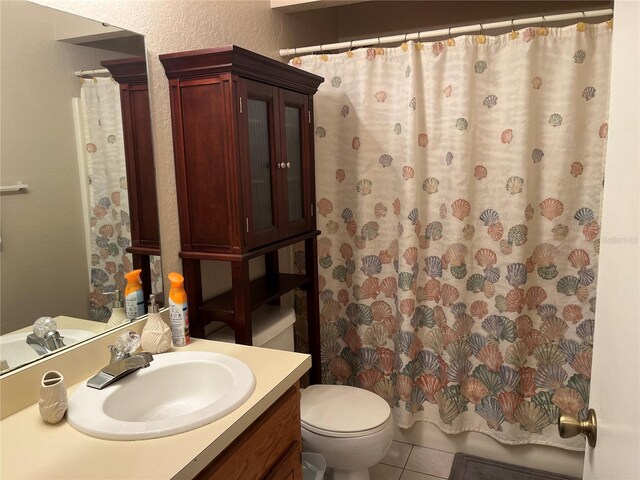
[79, 77, 133, 321]
[292, 21, 612, 449]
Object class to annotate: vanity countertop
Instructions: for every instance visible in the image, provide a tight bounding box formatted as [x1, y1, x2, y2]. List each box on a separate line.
[0, 338, 311, 479]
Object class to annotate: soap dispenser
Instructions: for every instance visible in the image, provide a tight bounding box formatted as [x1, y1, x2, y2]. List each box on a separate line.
[140, 294, 172, 354]
[105, 290, 129, 330]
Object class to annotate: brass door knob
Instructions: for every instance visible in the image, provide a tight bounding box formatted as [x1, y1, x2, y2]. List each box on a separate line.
[558, 409, 597, 447]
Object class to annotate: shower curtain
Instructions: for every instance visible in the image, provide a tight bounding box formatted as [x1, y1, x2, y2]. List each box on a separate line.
[293, 21, 612, 449]
[79, 77, 133, 321]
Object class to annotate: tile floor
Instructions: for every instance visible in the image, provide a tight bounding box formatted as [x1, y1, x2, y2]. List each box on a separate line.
[370, 441, 455, 480]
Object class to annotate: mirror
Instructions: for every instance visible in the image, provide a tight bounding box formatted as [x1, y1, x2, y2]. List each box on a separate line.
[0, 1, 161, 374]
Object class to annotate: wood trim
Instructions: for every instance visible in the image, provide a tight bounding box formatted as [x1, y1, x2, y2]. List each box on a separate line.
[101, 56, 147, 85]
[182, 258, 204, 338]
[179, 230, 320, 262]
[305, 236, 321, 384]
[231, 261, 252, 344]
[195, 384, 302, 480]
[160, 46, 323, 94]
[132, 253, 152, 312]
[126, 246, 160, 256]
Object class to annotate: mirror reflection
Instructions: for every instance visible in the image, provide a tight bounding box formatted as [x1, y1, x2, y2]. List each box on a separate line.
[0, 1, 161, 374]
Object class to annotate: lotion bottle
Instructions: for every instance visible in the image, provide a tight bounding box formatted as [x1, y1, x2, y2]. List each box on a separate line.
[105, 290, 129, 329]
[124, 269, 145, 320]
[140, 294, 172, 354]
[168, 272, 190, 346]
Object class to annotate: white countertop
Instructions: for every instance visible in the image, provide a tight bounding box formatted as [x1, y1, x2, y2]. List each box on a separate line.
[0, 338, 311, 479]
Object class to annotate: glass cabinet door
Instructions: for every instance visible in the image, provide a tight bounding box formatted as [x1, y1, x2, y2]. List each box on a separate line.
[280, 90, 312, 238]
[248, 99, 274, 230]
[284, 105, 303, 221]
[243, 80, 280, 248]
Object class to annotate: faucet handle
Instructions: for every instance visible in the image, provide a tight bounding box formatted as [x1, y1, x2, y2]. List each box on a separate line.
[33, 317, 57, 338]
[110, 331, 141, 361]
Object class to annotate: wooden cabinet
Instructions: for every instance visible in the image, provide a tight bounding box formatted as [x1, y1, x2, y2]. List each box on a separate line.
[195, 384, 302, 480]
[102, 57, 159, 305]
[160, 46, 323, 382]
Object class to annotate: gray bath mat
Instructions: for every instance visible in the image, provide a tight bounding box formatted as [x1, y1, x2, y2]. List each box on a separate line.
[448, 453, 581, 480]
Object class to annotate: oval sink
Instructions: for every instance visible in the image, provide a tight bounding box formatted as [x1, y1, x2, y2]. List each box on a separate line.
[68, 351, 255, 440]
[0, 329, 94, 371]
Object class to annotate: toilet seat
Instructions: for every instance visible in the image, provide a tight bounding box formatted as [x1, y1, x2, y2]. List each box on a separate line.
[300, 385, 391, 438]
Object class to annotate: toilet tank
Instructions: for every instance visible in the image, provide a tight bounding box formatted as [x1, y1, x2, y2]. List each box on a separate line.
[206, 305, 296, 351]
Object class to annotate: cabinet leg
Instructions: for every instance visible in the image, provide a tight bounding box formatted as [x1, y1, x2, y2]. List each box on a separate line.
[183, 258, 204, 338]
[305, 237, 320, 384]
[265, 250, 281, 307]
[132, 254, 152, 314]
[232, 262, 253, 345]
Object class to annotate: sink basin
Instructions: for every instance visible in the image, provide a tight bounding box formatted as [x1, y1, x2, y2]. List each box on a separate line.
[0, 329, 95, 371]
[67, 351, 256, 440]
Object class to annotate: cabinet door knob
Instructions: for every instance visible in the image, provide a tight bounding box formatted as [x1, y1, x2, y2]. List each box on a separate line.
[280, 162, 287, 169]
[286, 162, 291, 168]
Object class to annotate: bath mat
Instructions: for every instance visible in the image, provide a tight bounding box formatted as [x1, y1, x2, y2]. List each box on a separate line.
[448, 453, 581, 480]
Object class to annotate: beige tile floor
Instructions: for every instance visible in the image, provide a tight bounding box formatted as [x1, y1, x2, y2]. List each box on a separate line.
[370, 441, 455, 480]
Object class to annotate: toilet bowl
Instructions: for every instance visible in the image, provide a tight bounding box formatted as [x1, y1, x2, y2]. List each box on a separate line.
[300, 384, 394, 480]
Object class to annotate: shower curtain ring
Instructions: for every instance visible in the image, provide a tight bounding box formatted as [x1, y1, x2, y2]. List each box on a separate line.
[577, 11, 587, 31]
[476, 23, 487, 44]
[447, 26, 456, 46]
[509, 18, 519, 39]
[541, 15, 546, 28]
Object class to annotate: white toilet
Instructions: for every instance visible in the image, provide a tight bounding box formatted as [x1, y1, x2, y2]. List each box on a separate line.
[208, 306, 394, 480]
[300, 384, 394, 480]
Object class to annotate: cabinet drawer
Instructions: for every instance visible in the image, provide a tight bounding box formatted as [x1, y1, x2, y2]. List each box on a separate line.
[196, 384, 301, 480]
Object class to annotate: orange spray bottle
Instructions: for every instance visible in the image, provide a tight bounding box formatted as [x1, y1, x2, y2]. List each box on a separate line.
[124, 269, 145, 320]
[168, 272, 190, 346]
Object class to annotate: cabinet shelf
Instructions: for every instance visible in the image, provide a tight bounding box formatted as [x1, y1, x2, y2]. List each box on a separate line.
[199, 273, 310, 325]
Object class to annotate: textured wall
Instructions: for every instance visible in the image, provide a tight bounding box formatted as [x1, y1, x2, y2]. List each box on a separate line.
[0, 1, 136, 333]
[33, 0, 338, 301]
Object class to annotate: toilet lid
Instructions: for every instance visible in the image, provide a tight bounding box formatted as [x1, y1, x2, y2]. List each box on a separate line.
[300, 385, 391, 436]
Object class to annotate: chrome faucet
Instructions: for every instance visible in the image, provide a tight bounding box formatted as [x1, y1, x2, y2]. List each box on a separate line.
[87, 331, 153, 390]
[26, 317, 66, 356]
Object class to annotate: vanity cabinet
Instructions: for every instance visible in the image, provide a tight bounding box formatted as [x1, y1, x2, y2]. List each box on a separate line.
[101, 57, 160, 304]
[196, 383, 302, 480]
[160, 47, 323, 382]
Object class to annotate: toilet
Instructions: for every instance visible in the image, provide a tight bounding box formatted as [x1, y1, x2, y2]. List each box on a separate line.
[300, 384, 394, 480]
[208, 306, 394, 480]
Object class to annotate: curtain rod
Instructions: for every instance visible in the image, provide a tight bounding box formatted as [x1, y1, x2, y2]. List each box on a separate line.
[74, 68, 110, 78]
[279, 8, 613, 57]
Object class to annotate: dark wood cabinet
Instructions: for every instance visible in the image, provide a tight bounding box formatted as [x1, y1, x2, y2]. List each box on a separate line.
[195, 384, 302, 480]
[102, 57, 159, 305]
[160, 46, 323, 382]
